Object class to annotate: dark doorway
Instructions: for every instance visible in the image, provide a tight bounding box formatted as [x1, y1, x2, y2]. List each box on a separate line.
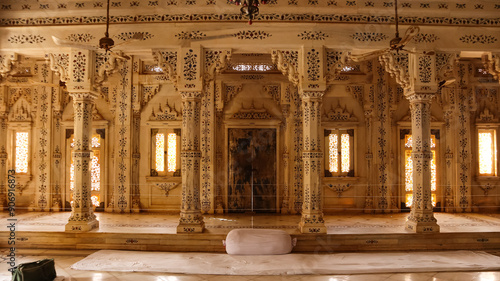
[228, 128, 277, 213]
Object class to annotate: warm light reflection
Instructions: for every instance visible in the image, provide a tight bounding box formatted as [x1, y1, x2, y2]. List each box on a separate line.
[91, 195, 100, 207]
[15, 132, 29, 173]
[167, 133, 177, 172]
[406, 194, 413, 207]
[406, 194, 437, 207]
[405, 150, 413, 192]
[479, 131, 495, 175]
[341, 134, 350, 173]
[329, 134, 338, 173]
[70, 160, 75, 191]
[431, 150, 436, 192]
[91, 153, 100, 191]
[155, 133, 165, 172]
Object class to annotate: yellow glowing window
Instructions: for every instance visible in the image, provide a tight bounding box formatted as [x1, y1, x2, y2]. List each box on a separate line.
[15, 132, 29, 173]
[404, 134, 437, 207]
[153, 129, 179, 174]
[478, 129, 497, 176]
[167, 133, 177, 172]
[326, 129, 354, 176]
[328, 134, 339, 173]
[155, 133, 165, 172]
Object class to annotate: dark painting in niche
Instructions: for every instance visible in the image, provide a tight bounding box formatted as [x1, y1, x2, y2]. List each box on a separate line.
[228, 128, 277, 213]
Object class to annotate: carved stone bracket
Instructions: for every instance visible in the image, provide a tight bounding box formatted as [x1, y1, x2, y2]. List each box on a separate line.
[436, 52, 459, 87]
[482, 53, 500, 84]
[155, 182, 181, 197]
[272, 50, 299, 85]
[204, 49, 231, 81]
[0, 53, 19, 78]
[153, 49, 179, 87]
[379, 52, 410, 90]
[94, 52, 128, 88]
[326, 183, 353, 197]
[325, 50, 350, 83]
[47, 53, 70, 82]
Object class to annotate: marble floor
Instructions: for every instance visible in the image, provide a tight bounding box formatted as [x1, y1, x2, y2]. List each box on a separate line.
[2, 211, 500, 234]
[2, 212, 500, 280]
[1, 249, 500, 281]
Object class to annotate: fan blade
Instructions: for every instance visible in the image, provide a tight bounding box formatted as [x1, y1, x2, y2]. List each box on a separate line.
[350, 48, 390, 62]
[396, 26, 420, 48]
[52, 36, 98, 50]
[402, 49, 435, 56]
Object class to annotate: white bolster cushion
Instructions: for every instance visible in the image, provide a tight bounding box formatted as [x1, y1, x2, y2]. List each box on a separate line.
[224, 229, 295, 255]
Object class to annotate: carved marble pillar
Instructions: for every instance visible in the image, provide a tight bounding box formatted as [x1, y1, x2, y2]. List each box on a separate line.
[177, 91, 204, 233]
[443, 103, 456, 212]
[200, 81, 216, 214]
[405, 92, 440, 233]
[52, 110, 63, 211]
[112, 59, 133, 213]
[33, 85, 53, 211]
[455, 88, 473, 212]
[65, 92, 99, 232]
[299, 90, 326, 234]
[281, 104, 291, 214]
[363, 104, 374, 213]
[131, 110, 141, 213]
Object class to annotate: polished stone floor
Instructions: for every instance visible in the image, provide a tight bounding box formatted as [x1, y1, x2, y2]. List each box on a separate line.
[2, 211, 500, 234]
[1, 249, 500, 281]
[2, 212, 500, 280]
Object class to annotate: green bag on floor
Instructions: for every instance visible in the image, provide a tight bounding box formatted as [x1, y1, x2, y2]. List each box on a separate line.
[11, 258, 57, 281]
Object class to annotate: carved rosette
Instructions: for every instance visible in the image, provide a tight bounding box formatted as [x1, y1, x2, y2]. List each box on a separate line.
[177, 91, 205, 233]
[405, 92, 439, 233]
[65, 92, 99, 232]
[299, 91, 326, 233]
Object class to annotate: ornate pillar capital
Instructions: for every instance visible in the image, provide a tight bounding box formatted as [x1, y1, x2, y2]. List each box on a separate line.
[180, 91, 203, 101]
[405, 91, 436, 103]
[68, 91, 99, 101]
[300, 90, 325, 101]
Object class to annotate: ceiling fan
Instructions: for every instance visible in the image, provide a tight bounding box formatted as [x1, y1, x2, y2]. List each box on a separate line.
[52, 0, 142, 59]
[349, 0, 434, 62]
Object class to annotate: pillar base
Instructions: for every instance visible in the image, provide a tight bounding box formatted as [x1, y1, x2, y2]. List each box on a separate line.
[405, 213, 440, 233]
[177, 222, 205, 233]
[299, 214, 327, 234]
[65, 218, 99, 232]
[177, 212, 205, 233]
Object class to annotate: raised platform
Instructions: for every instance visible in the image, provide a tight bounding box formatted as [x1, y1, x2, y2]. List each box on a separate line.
[1, 212, 500, 252]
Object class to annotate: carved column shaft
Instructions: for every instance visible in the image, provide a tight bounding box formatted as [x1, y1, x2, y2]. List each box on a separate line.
[455, 88, 473, 212]
[66, 92, 99, 232]
[200, 81, 216, 214]
[33, 86, 52, 211]
[363, 107, 374, 213]
[443, 103, 456, 212]
[281, 104, 291, 214]
[177, 91, 204, 233]
[405, 93, 439, 233]
[299, 91, 326, 233]
[52, 110, 63, 211]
